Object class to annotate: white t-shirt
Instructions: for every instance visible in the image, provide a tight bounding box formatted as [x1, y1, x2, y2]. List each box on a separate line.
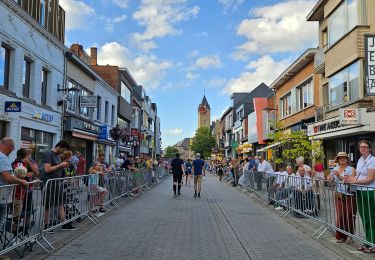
[258, 160, 274, 175]
[356, 154, 375, 190]
[276, 171, 288, 185]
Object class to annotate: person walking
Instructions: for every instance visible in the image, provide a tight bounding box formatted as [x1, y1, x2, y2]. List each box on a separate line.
[192, 153, 205, 198]
[185, 159, 192, 186]
[171, 153, 185, 198]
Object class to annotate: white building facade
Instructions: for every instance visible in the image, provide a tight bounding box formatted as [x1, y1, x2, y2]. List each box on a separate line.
[0, 1, 65, 165]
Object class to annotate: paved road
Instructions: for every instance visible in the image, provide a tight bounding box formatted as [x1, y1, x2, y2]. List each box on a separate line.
[46, 174, 343, 260]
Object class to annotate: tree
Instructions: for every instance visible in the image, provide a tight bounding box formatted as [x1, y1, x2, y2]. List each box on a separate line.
[164, 146, 179, 159]
[272, 123, 324, 167]
[191, 126, 216, 159]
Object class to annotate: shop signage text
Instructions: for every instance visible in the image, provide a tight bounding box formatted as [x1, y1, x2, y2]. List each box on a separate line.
[80, 96, 97, 108]
[339, 108, 362, 126]
[313, 120, 341, 134]
[33, 112, 54, 122]
[83, 122, 99, 132]
[365, 35, 375, 95]
[5, 101, 21, 112]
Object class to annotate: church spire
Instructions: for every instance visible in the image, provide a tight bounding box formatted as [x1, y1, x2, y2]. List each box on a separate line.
[199, 94, 210, 110]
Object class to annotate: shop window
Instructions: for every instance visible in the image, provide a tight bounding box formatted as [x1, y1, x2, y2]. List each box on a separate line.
[328, 0, 361, 47]
[41, 68, 48, 105]
[0, 44, 10, 89]
[22, 57, 31, 98]
[21, 127, 53, 169]
[329, 61, 360, 107]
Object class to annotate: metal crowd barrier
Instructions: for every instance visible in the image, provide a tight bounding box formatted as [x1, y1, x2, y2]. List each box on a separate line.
[0, 166, 170, 257]
[228, 169, 375, 248]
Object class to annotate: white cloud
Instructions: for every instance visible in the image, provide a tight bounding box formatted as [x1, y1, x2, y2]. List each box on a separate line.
[96, 42, 172, 90]
[194, 55, 222, 69]
[218, 0, 244, 12]
[223, 55, 291, 94]
[231, 0, 317, 60]
[193, 32, 208, 37]
[60, 0, 96, 31]
[166, 128, 183, 135]
[113, 0, 129, 9]
[207, 77, 227, 88]
[187, 50, 199, 58]
[130, 0, 200, 52]
[186, 72, 199, 80]
[105, 14, 127, 33]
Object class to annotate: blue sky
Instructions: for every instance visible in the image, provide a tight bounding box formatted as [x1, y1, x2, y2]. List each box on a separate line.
[60, 0, 318, 148]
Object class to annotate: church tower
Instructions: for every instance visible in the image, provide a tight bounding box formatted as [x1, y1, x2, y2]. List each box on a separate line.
[198, 95, 211, 128]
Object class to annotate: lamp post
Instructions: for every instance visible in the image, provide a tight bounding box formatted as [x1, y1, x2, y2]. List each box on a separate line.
[57, 84, 80, 140]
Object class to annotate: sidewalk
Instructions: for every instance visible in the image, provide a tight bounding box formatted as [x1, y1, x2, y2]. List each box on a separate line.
[42, 174, 349, 260]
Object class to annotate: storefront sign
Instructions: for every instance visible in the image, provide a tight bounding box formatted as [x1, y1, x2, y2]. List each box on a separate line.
[64, 117, 101, 135]
[33, 111, 54, 122]
[310, 120, 341, 135]
[131, 128, 140, 140]
[365, 35, 375, 95]
[83, 122, 99, 132]
[339, 108, 362, 126]
[98, 125, 109, 140]
[4, 101, 21, 112]
[20, 140, 31, 149]
[80, 96, 97, 108]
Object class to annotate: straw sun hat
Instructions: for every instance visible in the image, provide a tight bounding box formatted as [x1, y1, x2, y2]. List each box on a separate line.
[335, 152, 349, 163]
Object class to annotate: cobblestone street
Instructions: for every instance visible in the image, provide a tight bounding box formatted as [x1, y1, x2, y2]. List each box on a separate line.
[45, 175, 345, 260]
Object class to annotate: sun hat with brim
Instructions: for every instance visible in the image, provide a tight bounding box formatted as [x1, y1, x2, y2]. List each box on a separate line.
[335, 152, 349, 163]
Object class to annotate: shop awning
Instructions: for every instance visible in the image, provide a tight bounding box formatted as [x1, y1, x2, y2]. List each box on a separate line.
[72, 130, 98, 141]
[257, 142, 281, 152]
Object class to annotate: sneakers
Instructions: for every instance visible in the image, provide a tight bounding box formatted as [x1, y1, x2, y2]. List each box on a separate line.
[198, 193, 201, 198]
[275, 206, 284, 211]
[194, 193, 197, 198]
[178, 192, 181, 196]
[61, 223, 77, 231]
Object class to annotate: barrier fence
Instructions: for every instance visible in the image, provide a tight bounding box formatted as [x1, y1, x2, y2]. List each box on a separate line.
[216, 167, 375, 248]
[0, 167, 169, 257]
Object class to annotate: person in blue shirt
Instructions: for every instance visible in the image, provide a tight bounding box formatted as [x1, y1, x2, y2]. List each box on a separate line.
[192, 153, 205, 198]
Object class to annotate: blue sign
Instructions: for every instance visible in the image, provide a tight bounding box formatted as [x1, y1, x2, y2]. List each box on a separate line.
[98, 125, 109, 140]
[4, 101, 21, 112]
[33, 112, 54, 122]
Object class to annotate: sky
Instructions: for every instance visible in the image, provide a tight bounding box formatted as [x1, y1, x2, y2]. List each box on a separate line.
[60, 0, 318, 148]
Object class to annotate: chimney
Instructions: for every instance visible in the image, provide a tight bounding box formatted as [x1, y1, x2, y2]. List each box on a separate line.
[90, 47, 97, 66]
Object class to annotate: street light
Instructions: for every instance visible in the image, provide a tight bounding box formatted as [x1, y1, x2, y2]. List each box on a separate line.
[57, 83, 80, 93]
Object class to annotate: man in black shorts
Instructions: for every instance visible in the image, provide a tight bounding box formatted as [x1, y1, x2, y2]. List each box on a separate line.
[171, 153, 185, 198]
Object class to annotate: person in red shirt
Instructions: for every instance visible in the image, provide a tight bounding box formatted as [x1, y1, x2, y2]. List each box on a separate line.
[76, 152, 86, 175]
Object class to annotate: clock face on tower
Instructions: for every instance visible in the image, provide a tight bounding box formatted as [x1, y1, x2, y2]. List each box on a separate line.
[198, 106, 207, 113]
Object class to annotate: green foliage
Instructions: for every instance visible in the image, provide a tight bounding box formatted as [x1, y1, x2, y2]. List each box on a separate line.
[164, 146, 179, 159]
[191, 126, 216, 159]
[271, 123, 324, 167]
